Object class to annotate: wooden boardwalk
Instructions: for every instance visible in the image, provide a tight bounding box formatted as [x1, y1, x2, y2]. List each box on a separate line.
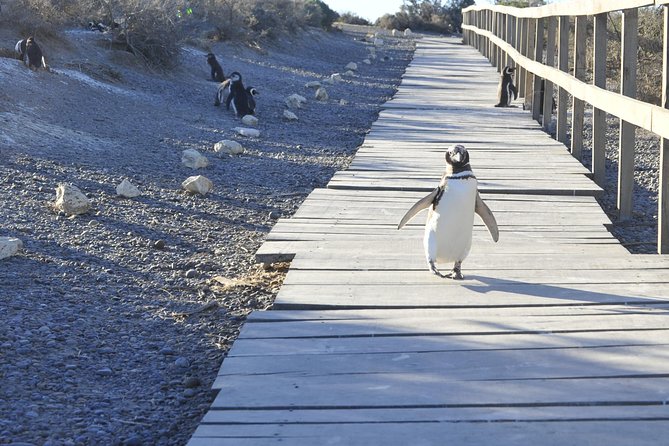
[189, 37, 669, 445]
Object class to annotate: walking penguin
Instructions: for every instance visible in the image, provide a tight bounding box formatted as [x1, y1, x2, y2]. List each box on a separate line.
[494, 66, 517, 107]
[397, 145, 499, 279]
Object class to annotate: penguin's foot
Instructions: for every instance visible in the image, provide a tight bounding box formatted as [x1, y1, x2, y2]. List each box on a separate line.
[447, 262, 464, 280]
[428, 260, 449, 278]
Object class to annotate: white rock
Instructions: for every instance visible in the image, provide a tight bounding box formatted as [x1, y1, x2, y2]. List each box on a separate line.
[404, 28, 413, 37]
[345, 62, 358, 71]
[315, 87, 328, 101]
[116, 179, 141, 198]
[363, 59, 371, 65]
[285, 93, 307, 109]
[283, 110, 299, 121]
[339, 99, 349, 106]
[391, 29, 398, 37]
[54, 184, 91, 216]
[330, 73, 343, 82]
[344, 70, 355, 77]
[182, 175, 213, 195]
[241, 115, 259, 127]
[374, 38, 385, 46]
[305, 81, 322, 89]
[233, 127, 260, 138]
[322, 77, 335, 85]
[0, 237, 23, 260]
[181, 149, 209, 169]
[214, 140, 244, 155]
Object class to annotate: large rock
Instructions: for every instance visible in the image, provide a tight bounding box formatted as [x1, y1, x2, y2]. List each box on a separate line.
[345, 62, 358, 71]
[182, 175, 213, 195]
[305, 81, 321, 89]
[214, 140, 244, 156]
[330, 73, 343, 82]
[0, 237, 23, 260]
[285, 94, 307, 109]
[54, 184, 91, 215]
[233, 127, 260, 138]
[241, 115, 259, 127]
[283, 110, 299, 121]
[315, 87, 328, 101]
[181, 149, 209, 169]
[344, 70, 356, 77]
[116, 179, 141, 198]
[363, 59, 372, 65]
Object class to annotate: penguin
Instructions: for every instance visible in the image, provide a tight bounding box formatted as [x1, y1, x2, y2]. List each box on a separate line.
[25, 37, 45, 70]
[213, 79, 230, 106]
[494, 66, 517, 107]
[225, 72, 253, 116]
[245, 86, 258, 114]
[206, 53, 225, 83]
[397, 144, 499, 279]
[15, 38, 26, 62]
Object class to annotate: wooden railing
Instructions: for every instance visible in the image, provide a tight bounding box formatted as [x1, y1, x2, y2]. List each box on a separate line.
[462, 0, 669, 254]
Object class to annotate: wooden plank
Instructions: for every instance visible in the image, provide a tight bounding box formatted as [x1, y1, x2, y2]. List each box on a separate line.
[542, 17, 557, 130]
[190, 421, 669, 446]
[592, 12, 608, 186]
[463, 0, 655, 18]
[532, 17, 544, 122]
[661, 5, 669, 253]
[556, 16, 569, 144]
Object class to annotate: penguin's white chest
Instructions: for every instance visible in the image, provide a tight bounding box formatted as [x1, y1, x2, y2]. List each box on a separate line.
[424, 178, 477, 264]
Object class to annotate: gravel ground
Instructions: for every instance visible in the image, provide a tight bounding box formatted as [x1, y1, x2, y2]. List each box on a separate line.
[0, 26, 414, 446]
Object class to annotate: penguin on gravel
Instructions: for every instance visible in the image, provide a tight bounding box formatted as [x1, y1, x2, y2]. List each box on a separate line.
[495, 66, 517, 107]
[397, 144, 499, 279]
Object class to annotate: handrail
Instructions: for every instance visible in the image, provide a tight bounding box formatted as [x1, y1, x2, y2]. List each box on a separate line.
[461, 1, 669, 254]
[463, 0, 668, 18]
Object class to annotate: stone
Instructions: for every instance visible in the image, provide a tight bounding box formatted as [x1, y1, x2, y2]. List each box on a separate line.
[214, 140, 244, 156]
[116, 179, 141, 198]
[363, 59, 371, 65]
[174, 357, 190, 368]
[391, 29, 398, 37]
[344, 70, 355, 77]
[345, 62, 358, 71]
[153, 240, 166, 250]
[283, 110, 298, 121]
[125, 435, 143, 446]
[315, 87, 328, 101]
[53, 183, 91, 216]
[304, 81, 321, 89]
[96, 367, 113, 376]
[369, 53, 377, 60]
[183, 376, 201, 388]
[268, 211, 280, 220]
[185, 269, 197, 279]
[339, 99, 349, 106]
[330, 73, 343, 82]
[404, 28, 413, 37]
[285, 93, 307, 109]
[181, 149, 209, 169]
[374, 38, 385, 46]
[181, 175, 213, 196]
[321, 77, 335, 85]
[241, 115, 259, 127]
[0, 237, 23, 260]
[233, 127, 260, 138]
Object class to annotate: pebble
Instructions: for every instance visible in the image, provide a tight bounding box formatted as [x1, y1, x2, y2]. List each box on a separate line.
[96, 367, 113, 376]
[185, 269, 197, 279]
[153, 240, 166, 250]
[183, 376, 201, 388]
[174, 357, 190, 368]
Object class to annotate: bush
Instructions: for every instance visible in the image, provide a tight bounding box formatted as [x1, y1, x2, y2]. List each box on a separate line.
[337, 11, 371, 26]
[375, 0, 475, 34]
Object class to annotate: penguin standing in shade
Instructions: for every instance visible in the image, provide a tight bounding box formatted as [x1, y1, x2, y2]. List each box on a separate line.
[397, 145, 499, 279]
[495, 66, 517, 107]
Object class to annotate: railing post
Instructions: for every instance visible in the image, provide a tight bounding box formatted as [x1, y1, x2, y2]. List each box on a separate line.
[543, 17, 557, 131]
[660, 5, 669, 253]
[592, 12, 608, 187]
[556, 16, 570, 145]
[491, 11, 498, 67]
[571, 16, 587, 160]
[519, 18, 528, 96]
[506, 13, 515, 68]
[618, 8, 638, 221]
[525, 18, 536, 110]
[497, 13, 504, 71]
[532, 17, 544, 122]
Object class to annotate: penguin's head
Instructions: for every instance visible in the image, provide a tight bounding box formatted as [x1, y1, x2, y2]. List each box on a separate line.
[229, 71, 242, 83]
[503, 66, 515, 75]
[247, 87, 259, 96]
[445, 144, 470, 168]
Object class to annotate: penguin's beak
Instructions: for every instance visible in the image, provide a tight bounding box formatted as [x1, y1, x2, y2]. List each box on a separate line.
[451, 152, 464, 163]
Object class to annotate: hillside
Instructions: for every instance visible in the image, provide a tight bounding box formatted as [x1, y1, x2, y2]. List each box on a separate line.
[0, 25, 415, 446]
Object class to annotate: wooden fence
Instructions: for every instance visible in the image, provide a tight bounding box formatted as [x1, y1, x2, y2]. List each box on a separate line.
[462, 0, 669, 254]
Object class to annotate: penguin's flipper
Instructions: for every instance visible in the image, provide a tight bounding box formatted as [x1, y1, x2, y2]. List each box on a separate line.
[510, 84, 518, 100]
[475, 192, 499, 242]
[397, 188, 439, 230]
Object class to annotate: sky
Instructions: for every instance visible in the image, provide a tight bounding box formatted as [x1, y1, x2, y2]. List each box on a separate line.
[323, 0, 564, 23]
